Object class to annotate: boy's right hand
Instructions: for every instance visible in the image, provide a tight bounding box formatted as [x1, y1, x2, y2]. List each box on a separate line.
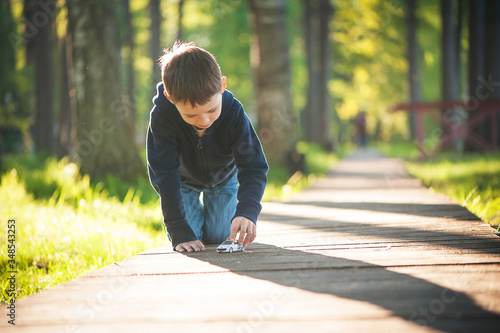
[174, 240, 205, 253]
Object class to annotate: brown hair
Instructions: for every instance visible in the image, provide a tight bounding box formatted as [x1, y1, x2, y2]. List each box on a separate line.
[159, 41, 222, 107]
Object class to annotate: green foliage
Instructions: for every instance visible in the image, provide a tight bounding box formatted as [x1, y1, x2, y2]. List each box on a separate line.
[296, 141, 338, 175]
[1, 154, 160, 207]
[0, 154, 164, 302]
[406, 153, 500, 228]
[332, 0, 408, 142]
[377, 140, 420, 160]
[417, 0, 441, 102]
[286, 0, 308, 121]
[379, 142, 500, 228]
[199, 0, 253, 113]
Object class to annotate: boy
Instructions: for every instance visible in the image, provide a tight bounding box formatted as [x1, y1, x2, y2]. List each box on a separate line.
[147, 41, 268, 253]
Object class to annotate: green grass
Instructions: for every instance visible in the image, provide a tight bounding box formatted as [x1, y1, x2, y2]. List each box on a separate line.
[378, 142, 500, 228]
[263, 141, 340, 201]
[0, 154, 165, 302]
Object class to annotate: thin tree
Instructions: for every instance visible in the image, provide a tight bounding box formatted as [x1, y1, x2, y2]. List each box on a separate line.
[484, 0, 500, 147]
[318, 0, 333, 150]
[57, 33, 76, 158]
[67, 0, 144, 179]
[177, 0, 185, 41]
[25, 0, 56, 153]
[1, 0, 25, 160]
[248, 0, 296, 165]
[405, 0, 420, 140]
[150, 0, 162, 85]
[303, 0, 333, 149]
[303, 0, 319, 144]
[22, 0, 36, 66]
[123, 0, 136, 133]
[467, 0, 485, 150]
[441, 0, 462, 152]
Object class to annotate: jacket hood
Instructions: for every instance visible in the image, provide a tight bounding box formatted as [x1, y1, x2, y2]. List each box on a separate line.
[152, 82, 171, 110]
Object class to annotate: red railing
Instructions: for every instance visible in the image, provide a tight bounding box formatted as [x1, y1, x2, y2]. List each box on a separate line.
[389, 100, 500, 159]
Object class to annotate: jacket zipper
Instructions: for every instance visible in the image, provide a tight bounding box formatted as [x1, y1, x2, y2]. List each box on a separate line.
[193, 129, 203, 149]
[194, 130, 208, 185]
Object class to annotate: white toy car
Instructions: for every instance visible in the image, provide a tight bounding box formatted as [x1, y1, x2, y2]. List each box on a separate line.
[216, 240, 245, 253]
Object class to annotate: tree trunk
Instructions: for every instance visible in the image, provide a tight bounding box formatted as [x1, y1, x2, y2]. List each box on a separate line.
[441, 0, 462, 152]
[67, 0, 144, 180]
[57, 33, 76, 158]
[248, 0, 295, 166]
[303, 0, 320, 143]
[467, 0, 485, 150]
[32, 0, 56, 153]
[123, 0, 136, 134]
[177, 0, 185, 41]
[406, 0, 420, 140]
[468, 0, 485, 96]
[318, 0, 333, 150]
[22, 0, 36, 66]
[149, 0, 162, 85]
[484, 0, 500, 147]
[303, 0, 332, 149]
[0, 0, 24, 160]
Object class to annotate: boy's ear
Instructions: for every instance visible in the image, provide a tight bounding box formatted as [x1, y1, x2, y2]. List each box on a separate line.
[221, 76, 227, 93]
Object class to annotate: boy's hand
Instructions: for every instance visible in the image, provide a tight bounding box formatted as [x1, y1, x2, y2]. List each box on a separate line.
[229, 216, 256, 247]
[174, 240, 205, 253]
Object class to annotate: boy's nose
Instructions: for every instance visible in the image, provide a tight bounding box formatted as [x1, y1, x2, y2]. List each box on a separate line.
[199, 115, 211, 127]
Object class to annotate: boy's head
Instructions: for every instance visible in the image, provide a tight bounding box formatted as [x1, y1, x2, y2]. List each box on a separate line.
[159, 41, 227, 130]
[159, 41, 225, 107]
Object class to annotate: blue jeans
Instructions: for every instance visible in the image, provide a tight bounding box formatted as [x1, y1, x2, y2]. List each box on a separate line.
[180, 173, 238, 244]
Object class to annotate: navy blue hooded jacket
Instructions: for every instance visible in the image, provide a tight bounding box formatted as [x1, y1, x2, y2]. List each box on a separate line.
[146, 83, 268, 248]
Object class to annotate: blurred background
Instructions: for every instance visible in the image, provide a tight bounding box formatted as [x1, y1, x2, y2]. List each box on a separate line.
[3, 0, 499, 171]
[1, 0, 499, 300]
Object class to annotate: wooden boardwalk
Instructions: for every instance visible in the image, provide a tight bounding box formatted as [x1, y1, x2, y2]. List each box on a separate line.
[2, 149, 500, 332]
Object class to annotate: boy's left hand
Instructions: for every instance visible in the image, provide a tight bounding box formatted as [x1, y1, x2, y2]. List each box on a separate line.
[229, 216, 256, 247]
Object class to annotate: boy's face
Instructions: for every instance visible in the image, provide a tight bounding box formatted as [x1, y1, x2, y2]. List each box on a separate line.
[165, 77, 227, 131]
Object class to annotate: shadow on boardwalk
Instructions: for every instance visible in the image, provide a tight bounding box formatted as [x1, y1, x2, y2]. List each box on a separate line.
[260, 206, 500, 256]
[283, 201, 483, 220]
[182, 152, 500, 332]
[184, 240, 500, 332]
